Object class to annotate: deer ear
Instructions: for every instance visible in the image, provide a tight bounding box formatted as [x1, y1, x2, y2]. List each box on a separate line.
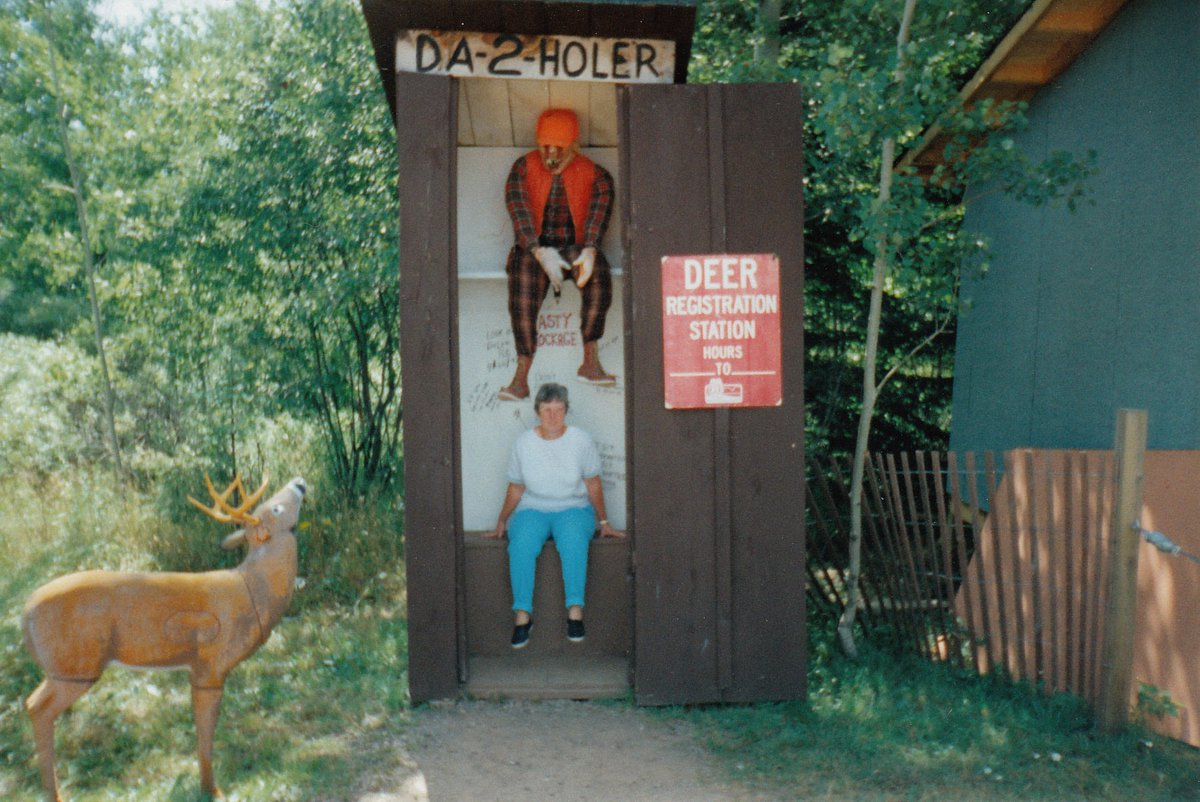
[221, 530, 246, 551]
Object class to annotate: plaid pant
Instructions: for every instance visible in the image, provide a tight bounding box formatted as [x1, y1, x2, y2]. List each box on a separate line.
[505, 244, 613, 358]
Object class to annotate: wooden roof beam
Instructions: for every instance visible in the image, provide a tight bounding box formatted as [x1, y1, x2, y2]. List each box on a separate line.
[897, 0, 1131, 175]
[1037, 0, 1129, 34]
[956, 0, 1057, 105]
[991, 60, 1054, 87]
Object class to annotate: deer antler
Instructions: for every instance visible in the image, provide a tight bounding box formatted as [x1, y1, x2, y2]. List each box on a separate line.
[212, 474, 270, 519]
[188, 473, 270, 526]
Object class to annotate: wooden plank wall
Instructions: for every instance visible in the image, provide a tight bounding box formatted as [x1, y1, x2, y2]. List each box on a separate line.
[721, 85, 807, 703]
[624, 84, 719, 703]
[458, 79, 620, 147]
[395, 72, 463, 702]
[622, 83, 806, 705]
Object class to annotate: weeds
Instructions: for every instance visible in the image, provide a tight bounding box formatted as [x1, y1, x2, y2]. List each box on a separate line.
[1, 605, 408, 801]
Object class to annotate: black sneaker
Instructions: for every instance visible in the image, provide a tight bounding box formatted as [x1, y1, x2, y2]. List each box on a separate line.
[567, 618, 585, 642]
[511, 620, 533, 649]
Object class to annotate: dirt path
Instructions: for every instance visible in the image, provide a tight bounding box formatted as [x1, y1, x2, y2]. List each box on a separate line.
[355, 699, 782, 802]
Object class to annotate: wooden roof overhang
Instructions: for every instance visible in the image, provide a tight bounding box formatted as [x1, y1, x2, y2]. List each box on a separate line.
[359, 0, 698, 123]
[899, 0, 1130, 175]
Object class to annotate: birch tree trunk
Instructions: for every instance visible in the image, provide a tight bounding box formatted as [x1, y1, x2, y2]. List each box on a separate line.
[46, 37, 126, 480]
[836, 0, 919, 659]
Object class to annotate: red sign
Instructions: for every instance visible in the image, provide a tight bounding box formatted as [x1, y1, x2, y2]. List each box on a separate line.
[661, 253, 782, 409]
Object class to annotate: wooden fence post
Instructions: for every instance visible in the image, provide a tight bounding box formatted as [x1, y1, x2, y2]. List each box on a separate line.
[1095, 408, 1148, 733]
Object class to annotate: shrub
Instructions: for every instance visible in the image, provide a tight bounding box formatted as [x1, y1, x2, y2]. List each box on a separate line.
[0, 334, 104, 474]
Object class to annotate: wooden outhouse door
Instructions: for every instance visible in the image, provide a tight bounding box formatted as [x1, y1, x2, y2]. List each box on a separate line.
[395, 72, 462, 703]
[621, 83, 807, 705]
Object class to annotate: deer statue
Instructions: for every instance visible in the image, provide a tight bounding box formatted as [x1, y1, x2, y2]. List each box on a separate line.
[21, 474, 307, 802]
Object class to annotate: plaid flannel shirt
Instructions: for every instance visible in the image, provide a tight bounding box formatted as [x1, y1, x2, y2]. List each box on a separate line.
[505, 154, 615, 250]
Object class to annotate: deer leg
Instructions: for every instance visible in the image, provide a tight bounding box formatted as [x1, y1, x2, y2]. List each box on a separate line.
[191, 685, 225, 799]
[27, 677, 95, 802]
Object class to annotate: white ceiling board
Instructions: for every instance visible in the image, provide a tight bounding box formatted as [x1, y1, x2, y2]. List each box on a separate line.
[458, 77, 620, 149]
[588, 83, 619, 147]
[548, 80, 593, 144]
[457, 85, 475, 146]
[506, 80, 551, 146]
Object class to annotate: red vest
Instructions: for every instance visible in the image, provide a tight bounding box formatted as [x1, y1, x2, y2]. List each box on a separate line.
[525, 152, 596, 244]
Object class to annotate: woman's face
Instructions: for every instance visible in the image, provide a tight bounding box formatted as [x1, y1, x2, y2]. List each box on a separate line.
[537, 400, 567, 429]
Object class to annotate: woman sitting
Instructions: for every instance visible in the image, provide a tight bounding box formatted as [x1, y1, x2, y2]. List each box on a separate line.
[486, 382, 625, 648]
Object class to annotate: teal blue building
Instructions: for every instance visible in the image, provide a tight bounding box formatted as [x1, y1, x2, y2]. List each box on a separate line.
[915, 0, 1199, 453]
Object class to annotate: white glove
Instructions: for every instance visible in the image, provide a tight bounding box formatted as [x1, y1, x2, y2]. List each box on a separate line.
[534, 246, 569, 295]
[572, 246, 596, 288]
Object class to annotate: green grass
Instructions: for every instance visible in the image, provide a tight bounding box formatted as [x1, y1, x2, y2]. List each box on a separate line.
[1, 605, 409, 801]
[672, 624, 1200, 801]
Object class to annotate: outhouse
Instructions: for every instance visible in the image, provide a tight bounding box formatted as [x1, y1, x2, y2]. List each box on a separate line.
[360, 0, 807, 705]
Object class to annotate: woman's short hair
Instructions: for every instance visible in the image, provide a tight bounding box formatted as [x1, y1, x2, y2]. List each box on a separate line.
[534, 382, 569, 413]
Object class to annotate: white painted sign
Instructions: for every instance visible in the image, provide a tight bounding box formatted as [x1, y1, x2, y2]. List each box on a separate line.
[397, 30, 675, 84]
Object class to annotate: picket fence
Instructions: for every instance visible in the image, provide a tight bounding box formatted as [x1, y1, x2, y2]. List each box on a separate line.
[806, 451, 1117, 704]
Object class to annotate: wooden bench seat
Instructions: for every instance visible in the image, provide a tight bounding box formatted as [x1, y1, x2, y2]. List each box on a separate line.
[463, 532, 633, 658]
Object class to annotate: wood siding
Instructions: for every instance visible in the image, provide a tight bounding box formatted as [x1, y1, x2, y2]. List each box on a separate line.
[394, 73, 806, 703]
[950, 0, 1200, 456]
[622, 83, 806, 705]
[396, 73, 463, 703]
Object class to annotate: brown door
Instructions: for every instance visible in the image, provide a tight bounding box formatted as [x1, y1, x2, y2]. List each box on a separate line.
[396, 72, 464, 703]
[621, 83, 807, 705]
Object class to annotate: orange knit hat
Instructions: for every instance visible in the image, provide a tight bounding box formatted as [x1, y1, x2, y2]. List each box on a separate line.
[536, 109, 579, 148]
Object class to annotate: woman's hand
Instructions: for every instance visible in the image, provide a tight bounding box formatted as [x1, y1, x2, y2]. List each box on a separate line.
[597, 519, 626, 539]
[488, 484, 524, 540]
[584, 477, 623, 539]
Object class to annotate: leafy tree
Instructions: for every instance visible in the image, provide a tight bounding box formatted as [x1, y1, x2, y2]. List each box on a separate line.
[92, 0, 404, 494]
[693, 0, 1023, 456]
[175, 0, 401, 495]
[2, 0, 402, 498]
[0, 2, 89, 338]
[1, 0, 132, 475]
[0, 334, 103, 473]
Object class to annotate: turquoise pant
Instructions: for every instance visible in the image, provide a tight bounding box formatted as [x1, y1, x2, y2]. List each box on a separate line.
[507, 505, 596, 613]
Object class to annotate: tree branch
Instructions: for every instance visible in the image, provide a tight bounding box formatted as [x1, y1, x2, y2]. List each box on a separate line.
[876, 307, 955, 395]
